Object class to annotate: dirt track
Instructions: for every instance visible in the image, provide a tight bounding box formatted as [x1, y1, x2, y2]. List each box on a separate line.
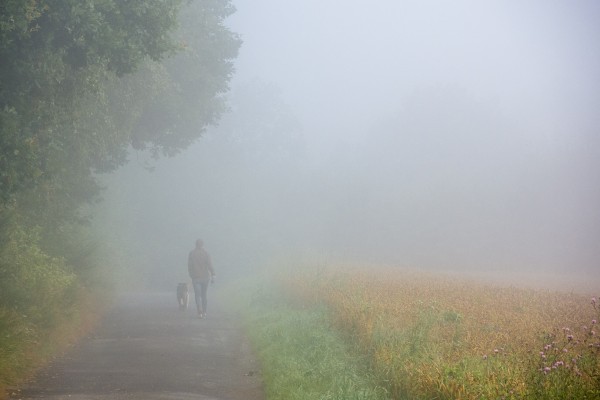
[9, 291, 264, 400]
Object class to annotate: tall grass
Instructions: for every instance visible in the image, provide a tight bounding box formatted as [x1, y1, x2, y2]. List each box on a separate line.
[227, 279, 389, 400]
[274, 265, 600, 399]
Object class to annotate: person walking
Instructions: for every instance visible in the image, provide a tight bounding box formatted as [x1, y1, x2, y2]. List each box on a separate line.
[188, 239, 215, 319]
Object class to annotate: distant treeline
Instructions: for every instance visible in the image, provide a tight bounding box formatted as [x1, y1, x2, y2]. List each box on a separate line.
[0, 0, 240, 390]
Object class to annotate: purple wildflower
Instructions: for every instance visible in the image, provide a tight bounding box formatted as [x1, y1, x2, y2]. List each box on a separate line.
[543, 366, 551, 374]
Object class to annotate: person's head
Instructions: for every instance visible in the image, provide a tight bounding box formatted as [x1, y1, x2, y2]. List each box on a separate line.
[195, 239, 204, 248]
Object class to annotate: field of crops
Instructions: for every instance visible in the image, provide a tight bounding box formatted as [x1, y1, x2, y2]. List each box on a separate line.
[275, 266, 600, 399]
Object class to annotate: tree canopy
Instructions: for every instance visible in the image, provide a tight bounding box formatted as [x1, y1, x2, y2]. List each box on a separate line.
[0, 0, 240, 205]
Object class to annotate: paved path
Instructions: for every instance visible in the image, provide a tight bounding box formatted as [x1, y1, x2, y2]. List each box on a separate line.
[10, 291, 264, 400]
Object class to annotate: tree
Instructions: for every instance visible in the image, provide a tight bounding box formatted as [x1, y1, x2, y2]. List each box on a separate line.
[1, 0, 240, 205]
[1, 0, 179, 200]
[0, 0, 240, 311]
[1, 0, 240, 229]
[129, 0, 241, 156]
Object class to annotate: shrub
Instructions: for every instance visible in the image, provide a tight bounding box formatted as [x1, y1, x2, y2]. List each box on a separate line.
[0, 221, 77, 328]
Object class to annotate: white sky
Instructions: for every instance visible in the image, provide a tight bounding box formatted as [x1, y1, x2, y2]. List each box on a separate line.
[227, 0, 599, 143]
[104, 1, 600, 287]
[221, 0, 600, 275]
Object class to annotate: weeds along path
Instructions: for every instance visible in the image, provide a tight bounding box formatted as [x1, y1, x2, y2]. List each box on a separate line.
[8, 291, 264, 400]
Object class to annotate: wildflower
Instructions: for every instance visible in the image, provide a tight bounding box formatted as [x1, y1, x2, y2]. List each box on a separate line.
[483, 354, 488, 360]
[543, 366, 551, 374]
[592, 297, 597, 307]
[494, 348, 499, 354]
[567, 334, 574, 341]
[591, 330, 596, 336]
[563, 348, 568, 353]
[563, 327, 571, 333]
[544, 344, 552, 351]
[593, 319, 597, 325]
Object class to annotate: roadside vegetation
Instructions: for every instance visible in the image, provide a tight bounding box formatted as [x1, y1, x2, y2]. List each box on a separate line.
[0, 0, 239, 395]
[237, 265, 599, 399]
[229, 278, 389, 400]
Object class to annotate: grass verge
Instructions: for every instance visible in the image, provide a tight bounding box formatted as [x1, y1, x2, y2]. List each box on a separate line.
[226, 278, 389, 400]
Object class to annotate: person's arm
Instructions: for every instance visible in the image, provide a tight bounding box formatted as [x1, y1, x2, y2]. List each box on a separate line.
[207, 254, 215, 282]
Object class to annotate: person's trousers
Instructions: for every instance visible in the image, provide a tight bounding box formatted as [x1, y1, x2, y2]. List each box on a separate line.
[192, 280, 209, 313]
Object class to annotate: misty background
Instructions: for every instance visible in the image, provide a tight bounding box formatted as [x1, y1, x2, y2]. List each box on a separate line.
[98, 0, 599, 289]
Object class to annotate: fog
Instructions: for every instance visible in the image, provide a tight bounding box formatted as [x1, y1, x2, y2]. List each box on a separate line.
[100, 0, 600, 289]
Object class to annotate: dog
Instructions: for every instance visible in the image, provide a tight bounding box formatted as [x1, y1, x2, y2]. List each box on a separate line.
[176, 283, 189, 311]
